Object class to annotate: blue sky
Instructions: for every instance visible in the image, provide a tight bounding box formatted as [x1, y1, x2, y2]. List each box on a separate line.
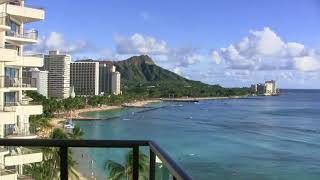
[27, 0, 320, 89]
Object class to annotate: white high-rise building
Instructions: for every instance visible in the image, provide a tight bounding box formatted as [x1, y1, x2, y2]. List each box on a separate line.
[23, 68, 48, 97]
[70, 61, 99, 96]
[0, 0, 44, 179]
[265, 80, 276, 95]
[111, 71, 121, 95]
[43, 50, 71, 99]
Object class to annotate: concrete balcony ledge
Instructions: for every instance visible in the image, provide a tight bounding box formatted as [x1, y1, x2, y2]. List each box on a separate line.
[0, 169, 17, 179]
[0, 111, 16, 125]
[0, 147, 10, 155]
[6, 133, 38, 139]
[5, 34, 38, 45]
[3, 103, 43, 115]
[4, 148, 43, 166]
[6, 4, 45, 23]
[4, 53, 43, 67]
[0, 48, 17, 62]
[0, 12, 10, 31]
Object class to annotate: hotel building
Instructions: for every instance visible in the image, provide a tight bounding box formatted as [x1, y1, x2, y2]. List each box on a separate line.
[43, 50, 71, 99]
[252, 80, 279, 96]
[99, 62, 114, 95]
[70, 61, 99, 96]
[265, 80, 276, 95]
[23, 68, 48, 97]
[111, 71, 121, 95]
[0, 0, 44, 179]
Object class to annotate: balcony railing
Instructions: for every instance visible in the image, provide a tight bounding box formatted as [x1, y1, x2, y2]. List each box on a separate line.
[6, 29, 38, 41]
[0, 76, 37, 88]
[0, 139, 193, 180]
[5, 125, 36, 138]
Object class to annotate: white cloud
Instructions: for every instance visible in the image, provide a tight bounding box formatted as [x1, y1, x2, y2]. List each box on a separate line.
[25, 32, 88, 54]
[211, 27, 320, 72]
[294, 56, 320, 72]
[114, 33, 170, 55]
[173, 67, 182, 75]
[114, 33, 207, 68]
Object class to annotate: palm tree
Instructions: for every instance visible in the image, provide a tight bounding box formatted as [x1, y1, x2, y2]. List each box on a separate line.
[68, 125, 84, 140]
[24, 128, 80, 179]
[106, 150, 149, 180]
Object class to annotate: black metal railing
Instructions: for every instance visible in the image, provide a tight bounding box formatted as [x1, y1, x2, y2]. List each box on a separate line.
[0, 139, 192, 180]
[0, 76, 37, 88]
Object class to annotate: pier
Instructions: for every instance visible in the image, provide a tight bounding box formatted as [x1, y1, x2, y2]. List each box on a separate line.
[161, 98, 199, 102]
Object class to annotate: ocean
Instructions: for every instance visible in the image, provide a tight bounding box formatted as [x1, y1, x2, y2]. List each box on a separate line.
[74, 89, 320, 180]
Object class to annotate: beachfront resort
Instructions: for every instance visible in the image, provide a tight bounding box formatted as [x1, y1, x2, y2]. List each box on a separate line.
[0, 1, 193, 180]
[1, 0, 308, 180]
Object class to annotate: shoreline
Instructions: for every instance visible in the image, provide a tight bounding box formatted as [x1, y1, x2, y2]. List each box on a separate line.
[161, 95, 248, 101]
[50, 96, 248, 128]
[46, 96, 246, 179]
[48, 96, 248, 129]
[49, 99, 161, 129]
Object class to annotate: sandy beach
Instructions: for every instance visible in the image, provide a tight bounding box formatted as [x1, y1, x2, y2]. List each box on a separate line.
[49, 99, 161, 129]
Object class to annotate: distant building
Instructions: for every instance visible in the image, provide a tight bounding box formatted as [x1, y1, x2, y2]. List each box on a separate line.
[253, 80, 279, 96]
[70, 61, 99, 96]
[111, 71, 121, 95]
[99, 62, 114, 95]
[43, 50, 71, 99]
[265, 80, 276, 95]
[23, 68, 48, 97]
[256, 83, 265, 95]
[250, 84, 257, 93]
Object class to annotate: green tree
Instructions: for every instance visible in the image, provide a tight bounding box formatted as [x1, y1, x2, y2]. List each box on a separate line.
[105, 150, 149, 180]
[68, 125, 84, 140]
[24, 128, 82, 179]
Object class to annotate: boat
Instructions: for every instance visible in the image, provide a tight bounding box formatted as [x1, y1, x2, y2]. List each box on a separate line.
[64, 119, 74, 129]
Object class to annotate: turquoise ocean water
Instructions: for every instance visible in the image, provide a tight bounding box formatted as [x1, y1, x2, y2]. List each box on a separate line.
[74, 89, 320, 180]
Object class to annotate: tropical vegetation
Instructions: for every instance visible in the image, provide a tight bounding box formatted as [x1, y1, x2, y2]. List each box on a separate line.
[24, 126, 84, 179]
[105, 150, 149, 180]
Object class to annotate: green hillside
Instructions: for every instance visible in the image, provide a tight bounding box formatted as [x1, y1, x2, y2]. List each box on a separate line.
[114, 55, 249, 97]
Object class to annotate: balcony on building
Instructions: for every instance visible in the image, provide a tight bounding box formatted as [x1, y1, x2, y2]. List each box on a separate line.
[0, 105, 16, 125]
[4, 147, 43, 166]
[0, 45, 43, 66]
[5, 29, 38, 44]
[0, 76, 37, 91]
[3, 101, 43, 116]
[0, 169, 17, 179]
[5, 2, 45, 23]
[5, 123, 38, 139]
[0, 12, 10, 31]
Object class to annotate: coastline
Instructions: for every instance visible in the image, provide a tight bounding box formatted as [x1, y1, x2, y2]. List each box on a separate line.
[46, 96, 245, 179]
[49, 99, 161, 129]
[161, 95, 248, 101]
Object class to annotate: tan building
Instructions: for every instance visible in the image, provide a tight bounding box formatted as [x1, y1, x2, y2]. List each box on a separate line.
[70, 61, 99, 96]
[0, 0, 44, 178]
[43, 50, 71, 99]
